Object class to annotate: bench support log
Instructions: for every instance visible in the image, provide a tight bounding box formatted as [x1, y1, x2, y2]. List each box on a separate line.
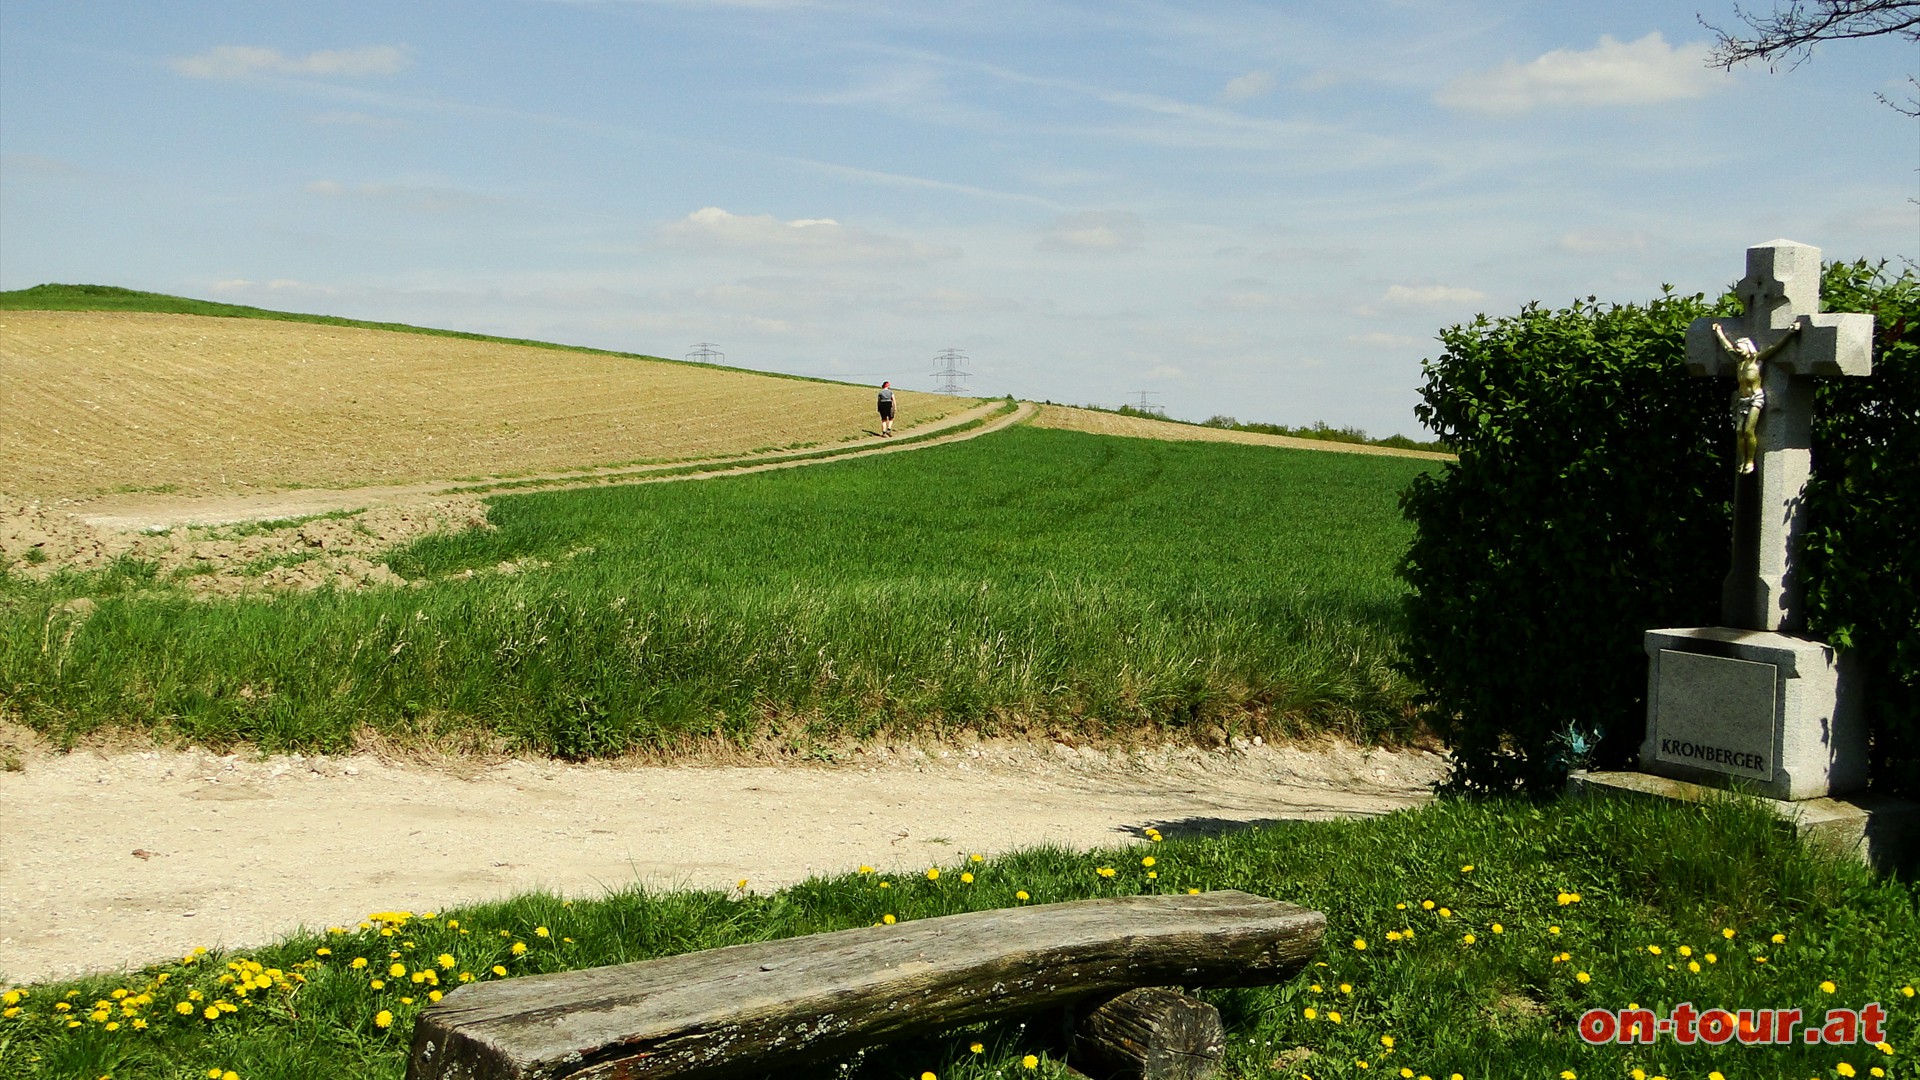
[407, 890, 1322, 1080]
[1071, 987, 1225, 1080]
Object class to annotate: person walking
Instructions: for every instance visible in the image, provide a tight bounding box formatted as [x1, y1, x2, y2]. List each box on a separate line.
[877, 380, 896, 436]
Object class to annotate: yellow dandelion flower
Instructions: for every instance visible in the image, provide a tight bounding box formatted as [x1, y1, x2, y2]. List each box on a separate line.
[1706, 953, 1717, 963]
[1678, 945, 1692, 957]
[1771, 932, 1786, 944]
[210, 1070, 224, 1079]
[491, 965, 507, 977]
[1380, 1035, 1394, 1048]
[926, 868, 940, 881]
[203, 1006, 220, 1020]
[1462, 933, 1476, 945]
[970, 1042, 984, 1053]
[1096, 867, 1117, 878]
[1836, 1065, 1855, 1078]
[1016, 891, 1030, 901]
[1560, 1072, 1576, 1079]
[105, 1021, 120, 1031]
[1353, 938, 1367, 950]
[1491, 923, 1504, 934]
[1549, 925, 1561, 934]
[1438, 908, 1451, 918]
[1575, 972, 1590, 983]
[1647, 946, 1661, 956]
[535, 927, 550, 938]
[883, 914, 897, 925]
[437, 954, 455, 969]
[350, 957, 368, 970]
[1328, 1010, 1343, 1023]
[1461, 864, 1474, 872]
[921, 1072, 936, 1080]
[375, 1009, 393, 1029]
[511, 942, 528, 956]
[858, 865, 874, 874]
[1142, 856, 1156, 867]
[1386, 931, 1402, 942]
[1821, 980, 1838, 992]
[369, 980, 385, 990]
[879, 881, 891, 889]
[961, 872, 975, 883]
[389, 963, 407, 978]
[1188, 888, 1201, 895]
[1421, 900, 1435, 910]
[1339, 983, 1352, 994]
[1688, 961, 1700, 973]
[1304, 1007, 1318, 1019]
[1022, 1055, 1040, 1069]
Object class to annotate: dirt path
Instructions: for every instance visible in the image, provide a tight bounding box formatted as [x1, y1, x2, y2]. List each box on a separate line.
[0, 739, 1443, 986]
[66, 399, 1029, 531]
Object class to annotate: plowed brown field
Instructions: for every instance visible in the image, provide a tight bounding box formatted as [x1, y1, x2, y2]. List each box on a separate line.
[0, 311, 959, 499]
[1031, 404, 1451, 460]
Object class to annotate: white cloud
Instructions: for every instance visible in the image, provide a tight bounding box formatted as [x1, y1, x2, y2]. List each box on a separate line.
[170, 44, 411, 80]
[1038, 211, 1143, 253]
[1434, 33, 1717, 113]
[1350, 331, 1427, 348]
[1220, 71, 1276, 102]
[661, 207, 954, 265]
[208, 278, 331, 294]
[304, 179, 503, 214]
[1557, 229, 1651, 253]
[1380, 284, 1487, 307]
[305, 110, 407, 130]
[1144, 364, 1185, 380]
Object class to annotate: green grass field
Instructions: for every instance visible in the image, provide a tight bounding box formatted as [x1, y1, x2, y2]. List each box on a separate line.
[2, 426, 1431, 756]
[5, 795, 1913, 1079]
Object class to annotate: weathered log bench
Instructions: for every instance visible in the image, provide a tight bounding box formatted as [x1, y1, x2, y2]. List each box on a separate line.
[406, 890, 1323, 1080]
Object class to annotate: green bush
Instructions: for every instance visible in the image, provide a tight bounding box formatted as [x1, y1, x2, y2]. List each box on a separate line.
[1399, 260, 1917, 796]
[1804, 262, 1920, 795]
[1397, 289, 1735, 794]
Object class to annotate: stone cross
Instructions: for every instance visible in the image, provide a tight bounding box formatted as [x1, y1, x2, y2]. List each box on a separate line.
[1684, 240, 1873, 632]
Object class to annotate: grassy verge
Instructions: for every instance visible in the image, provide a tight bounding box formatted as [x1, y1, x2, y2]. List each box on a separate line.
[4, 795, 1913, 1079]
[2, 427, 1431, 756]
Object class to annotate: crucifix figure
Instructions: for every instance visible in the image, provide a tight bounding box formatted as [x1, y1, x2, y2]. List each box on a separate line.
[1710, 320, 1798, 474]
[1684, 240, 1874, 632]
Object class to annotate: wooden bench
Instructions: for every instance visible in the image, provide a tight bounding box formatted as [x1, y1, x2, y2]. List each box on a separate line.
[406, 890, 1322, 1080]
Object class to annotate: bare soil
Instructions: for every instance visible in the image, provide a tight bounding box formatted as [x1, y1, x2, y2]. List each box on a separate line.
[0, 311, 968, 501]
[0, 736, 1444, 985]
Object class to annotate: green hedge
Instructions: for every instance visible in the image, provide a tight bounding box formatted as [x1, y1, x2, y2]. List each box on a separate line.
[1400, 262, 1918, 796]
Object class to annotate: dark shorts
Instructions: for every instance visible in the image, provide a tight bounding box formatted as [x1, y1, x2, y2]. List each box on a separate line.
[878, 403, 894, 420]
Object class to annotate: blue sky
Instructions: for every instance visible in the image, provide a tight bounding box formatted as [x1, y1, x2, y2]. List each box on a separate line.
[2, 1, 1913, 438]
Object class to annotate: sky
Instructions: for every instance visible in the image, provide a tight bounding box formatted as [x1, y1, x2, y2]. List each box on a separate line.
[2, 1, 1914, 438]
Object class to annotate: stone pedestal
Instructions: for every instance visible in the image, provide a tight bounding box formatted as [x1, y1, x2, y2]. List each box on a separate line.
[1639, 627, 1865, 801]
[1569, 770, 1919, 874]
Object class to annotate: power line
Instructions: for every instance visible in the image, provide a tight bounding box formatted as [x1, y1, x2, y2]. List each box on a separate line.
[931, 348, 972, 394]
[685, 342, 726, 364]
[1128, 390, 1166, 416]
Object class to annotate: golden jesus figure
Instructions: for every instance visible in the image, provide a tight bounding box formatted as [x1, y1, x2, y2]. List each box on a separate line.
[1712, 321, 1801, 474]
